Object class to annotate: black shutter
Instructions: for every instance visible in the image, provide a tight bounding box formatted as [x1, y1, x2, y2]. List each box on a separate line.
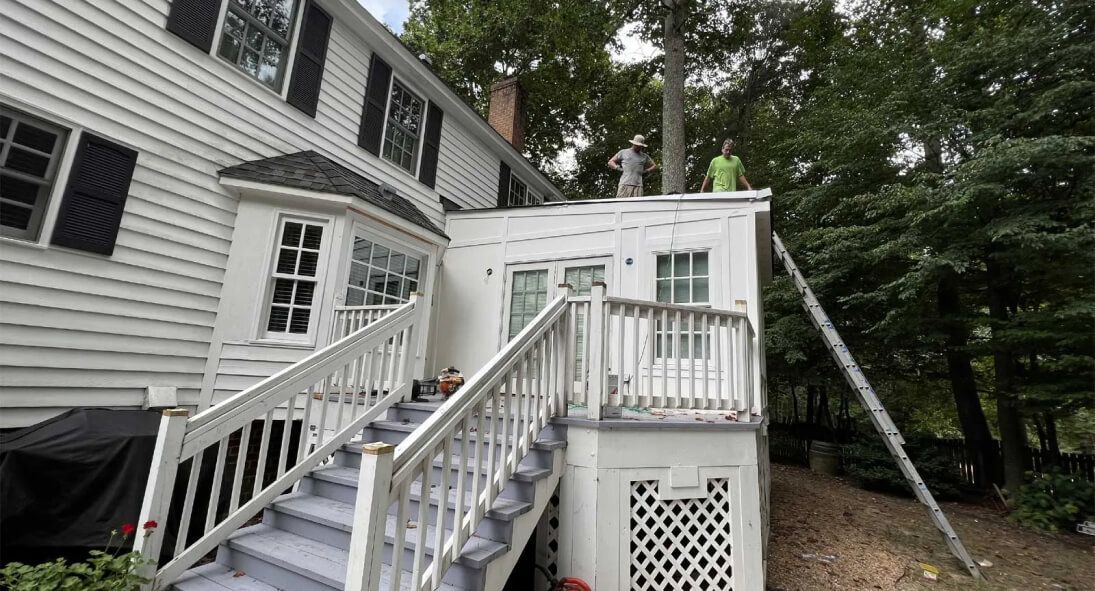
[51, 134, 138, 255]
[418, 102, 444, 188]
[286, 1, 332, 117]
[497, 161, 511, 208]
[358, 54, 392, 155]
[165, 0, 220, 53]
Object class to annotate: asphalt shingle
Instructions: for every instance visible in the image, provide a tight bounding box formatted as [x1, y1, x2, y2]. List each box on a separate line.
[219, 151, 446, 237]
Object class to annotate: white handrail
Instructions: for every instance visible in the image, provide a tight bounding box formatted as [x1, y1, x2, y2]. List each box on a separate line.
[135, 297, 425, 588]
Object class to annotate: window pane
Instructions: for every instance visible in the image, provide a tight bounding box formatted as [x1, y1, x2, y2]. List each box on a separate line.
[245, 23, 264, 50]
[240, 48, 261, 77]
[267, 306, 289, 332]
[1, 116, 10, 137]
[218, 34, 242, 63]
[348, 260, 368, 287]
[674, 278, 690, 303]
[366, 291, 385, 305]
[352, 238, 371, 262]
[656, 255, 671, 278]
[294, 281, 314, 305]
[673, 253, 690, 277]
[0, 201, 32, 230]
[288, 307, 310, 333]
[271, 278, 294, 304]
[12, 124, 56, 153]
[259, 39, 283, 85]
[281, 221, 302, 246]
[693, 252, 709, 276]
[370, 244, 389, 267]
[1, 175, 41, 205]
[345, 287, 364, 306]
[296, 249, 318, 276]
[388, 253, 406, 274]
[656, 279, 671, 302]
[405, 257, 420, 279]
[302, 224, 322, 249]
[368, 268, 385, 292]
[265, 0, 295, 37]
[5, 148, 49, 178]
[692, 278, 709, 302]
[275, 248, 297, 274]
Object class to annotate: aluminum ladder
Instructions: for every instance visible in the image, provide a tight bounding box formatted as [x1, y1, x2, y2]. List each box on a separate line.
[771, 232, 984, 580]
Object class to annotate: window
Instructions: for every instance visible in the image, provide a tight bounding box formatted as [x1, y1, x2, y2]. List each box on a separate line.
[218, 0, 299, 89]
[655, 251, 711, 359]
[345, 236, 421, 306]
[266, 218, 323, 336]
[508, 269, 549, 339]
[565, 265, 606, 373]
[0, 109, 68, 241]
[506, 175, 543, 207]
[382, 81, 424, 172]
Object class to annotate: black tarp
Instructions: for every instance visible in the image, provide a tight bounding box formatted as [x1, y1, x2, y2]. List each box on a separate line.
[0, 408, 160, 564]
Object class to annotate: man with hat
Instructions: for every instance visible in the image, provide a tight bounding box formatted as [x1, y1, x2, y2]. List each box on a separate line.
[608, 134, 658, 198]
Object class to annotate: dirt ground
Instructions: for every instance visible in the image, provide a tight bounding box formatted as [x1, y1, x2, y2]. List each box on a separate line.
[766, 464, 1095, 591]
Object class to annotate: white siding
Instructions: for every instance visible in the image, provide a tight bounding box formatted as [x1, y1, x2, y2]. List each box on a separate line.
[0, 0, 523, 426]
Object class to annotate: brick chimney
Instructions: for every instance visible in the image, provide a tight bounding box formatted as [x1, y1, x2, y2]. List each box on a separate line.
[488, 78, 527, 152]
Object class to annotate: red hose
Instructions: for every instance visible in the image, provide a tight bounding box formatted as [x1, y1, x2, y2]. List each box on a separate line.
[556, 577, 592, 591]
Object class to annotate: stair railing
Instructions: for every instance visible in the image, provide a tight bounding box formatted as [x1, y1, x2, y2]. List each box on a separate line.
[347, 295, 570, 591]
[135, 296, 425, 588]
[331, 304, 401, 341]
[577, 282, 756, 420]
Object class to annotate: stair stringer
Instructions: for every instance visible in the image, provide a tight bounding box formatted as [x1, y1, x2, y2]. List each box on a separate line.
[478, 445, 566, 591]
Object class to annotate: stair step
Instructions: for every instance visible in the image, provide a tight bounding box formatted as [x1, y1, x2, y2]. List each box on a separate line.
[334, 446, 555, 484]
[173, 563, 280, 591]
[223, 523, 465, 591]
[366, 420, 566, 452]
[268, 492, 509, 568]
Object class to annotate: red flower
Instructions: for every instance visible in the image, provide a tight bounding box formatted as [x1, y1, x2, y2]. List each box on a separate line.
[120, 523, 136, 536]
[143, 520, 158, 530]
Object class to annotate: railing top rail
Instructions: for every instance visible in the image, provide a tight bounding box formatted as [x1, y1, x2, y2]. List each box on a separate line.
[391, 295, 568, 483]
[333, 304, 402, 312]
[188, 300, 417, 433]
[604, 295, 750, 320]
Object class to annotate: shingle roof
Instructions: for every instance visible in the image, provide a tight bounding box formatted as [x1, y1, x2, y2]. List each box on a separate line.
[219, 151, 446, 237]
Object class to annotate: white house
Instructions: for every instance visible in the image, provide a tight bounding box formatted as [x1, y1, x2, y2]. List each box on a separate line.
[1, 1, 774, 590]
[0, 0, 559, 428]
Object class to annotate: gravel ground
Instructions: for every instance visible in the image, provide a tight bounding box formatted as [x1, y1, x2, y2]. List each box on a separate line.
[766, 464, 1095, 591]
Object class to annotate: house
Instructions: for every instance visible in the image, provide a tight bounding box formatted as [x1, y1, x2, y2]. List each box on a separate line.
[1, 1, 772, 590]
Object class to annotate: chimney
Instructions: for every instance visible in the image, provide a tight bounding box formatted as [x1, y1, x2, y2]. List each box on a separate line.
[488, 78, 527, 152]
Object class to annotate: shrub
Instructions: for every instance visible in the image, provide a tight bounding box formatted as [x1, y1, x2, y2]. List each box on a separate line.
[841, 436, 967, 500]
[0, 522, 156, 591]
[1011, 469, 1095, 533]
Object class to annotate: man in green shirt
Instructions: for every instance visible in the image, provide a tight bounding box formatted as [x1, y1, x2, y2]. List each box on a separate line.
[701, 139, 753, 192]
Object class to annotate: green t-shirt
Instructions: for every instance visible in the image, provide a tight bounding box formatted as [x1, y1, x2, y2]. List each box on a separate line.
[706, 155, 746, 191]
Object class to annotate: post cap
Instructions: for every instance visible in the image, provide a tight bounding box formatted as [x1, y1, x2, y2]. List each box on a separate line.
[592, 280, 608, 288]
[362, 442, 396, 455]
[162, 408, 190, 417]
[556, 283, 573, 289]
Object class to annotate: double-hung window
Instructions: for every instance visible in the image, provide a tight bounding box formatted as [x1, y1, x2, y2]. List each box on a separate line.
[382, 81, 424, 172]
[345, 237, 422, 305]
[506, 175, 543, 207]
[266, 218, 324, 338]
[218, 0, 299, 89]
[0, 109, 68, 241]
[655, 251, 711, 359]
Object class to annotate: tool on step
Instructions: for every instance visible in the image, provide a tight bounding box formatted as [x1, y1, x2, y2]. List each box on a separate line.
[772, 231, 983, 580]
[438, 366, 465, 398]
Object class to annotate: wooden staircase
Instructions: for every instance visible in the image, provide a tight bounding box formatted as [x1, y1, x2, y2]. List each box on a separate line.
[173, 399, 566, 591]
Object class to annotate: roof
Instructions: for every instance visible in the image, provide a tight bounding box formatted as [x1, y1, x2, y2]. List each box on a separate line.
[219, 151, 447, 237]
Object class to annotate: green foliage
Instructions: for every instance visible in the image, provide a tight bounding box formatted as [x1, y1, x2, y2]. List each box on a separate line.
[842, 437, 967, 500]
[1011, 469, 1095, 532]
[0, 550, 150, 591]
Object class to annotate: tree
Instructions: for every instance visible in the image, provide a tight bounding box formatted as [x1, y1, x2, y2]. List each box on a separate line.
[661, 0, 688, 193]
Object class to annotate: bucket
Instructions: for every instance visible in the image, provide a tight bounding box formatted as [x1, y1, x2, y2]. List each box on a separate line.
[809, 440, 841, 476]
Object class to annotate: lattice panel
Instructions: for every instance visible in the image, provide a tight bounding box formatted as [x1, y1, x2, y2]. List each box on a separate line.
[630, 479, 733, 590]
[535, 487, 561, 591]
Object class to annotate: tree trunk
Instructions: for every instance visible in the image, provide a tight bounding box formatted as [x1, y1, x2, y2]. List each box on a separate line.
[661, 0, 688, 194]
[936, 270, 995, 485]
[791, 384, 800, 423]
[986, 256, 1027, 494]
[1044, 413, 1061, 465]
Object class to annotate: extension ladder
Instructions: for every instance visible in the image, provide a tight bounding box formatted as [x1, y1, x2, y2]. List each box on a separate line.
[771, 232, 984, 580]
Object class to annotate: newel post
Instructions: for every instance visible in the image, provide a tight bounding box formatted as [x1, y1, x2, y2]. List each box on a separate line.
[587, 281, 607, 420]
[401, 293, 426, 402]
[134, 408, 189, 586]
[346, 442, 396, 591]
[733, 300, 751, 423]
[557, 283, 575, 417]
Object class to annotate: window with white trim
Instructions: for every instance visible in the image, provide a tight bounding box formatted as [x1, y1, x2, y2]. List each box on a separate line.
[506, 175, 543, 207]
[345, 236, 422, 305]
[508, 269, 549, 339]
[0, 109, 68, 241]
[655, 251, 710, 359]
[265, 218, 324, 337]
[217, 0, 299, 89]
[565, 264, 606, 373]
[382, 81, 424, 172]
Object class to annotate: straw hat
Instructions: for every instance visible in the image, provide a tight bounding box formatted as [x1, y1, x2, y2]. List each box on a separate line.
[628, 134, 648, 147]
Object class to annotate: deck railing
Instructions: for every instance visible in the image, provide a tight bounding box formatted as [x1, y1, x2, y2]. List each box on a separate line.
[569, 282, 756, 420]
[331, 304, 401, 341]
[134, 297, 425, 588]
[346, 295, 569, 591]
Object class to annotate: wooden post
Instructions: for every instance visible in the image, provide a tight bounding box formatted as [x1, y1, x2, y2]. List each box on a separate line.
[134, 408, 189, 587]
[733, 301, 751, 423]
[587, 282, 606, 420]
[345, 442, 396, 591]
[557, 284, 574, 417]
[402, 293, 425, 402]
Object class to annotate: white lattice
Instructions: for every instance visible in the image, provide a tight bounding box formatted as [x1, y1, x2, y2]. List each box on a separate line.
[629, 478, 734, 590]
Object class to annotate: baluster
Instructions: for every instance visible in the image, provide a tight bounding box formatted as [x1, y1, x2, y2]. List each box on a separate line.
[498, 370, 513, 490]
[375, 334, 392, 402]
[587, 283, 606, 420]
[660, 308, 668, 408]
[728, 319, 739, 412]
[714, 316, 724, 410]
[514, 356, 527, 465]
[361, 346, 377, 410]
[350, 350, 366, 419]
[645, 308, 654, 408]
[174, 452, 203, 556]
[687, 311, 697, 408]
[252, 410, 274, 498]
[387, 484, 411, 591]
[335, 361, 351, 433]
[674, 310, 683, 409]
[470, 400, 486, 527]
[431, 436, 453, 589]
[630, 304, 640, 408]
[615, 304, 625, 410]
[410, 456, 432, 587]
[562, 302, 577, 409]
[204, 437, 229, 534]
[316, 375, 331, 447]
[229, 422, 252, 511]
[277, 394, 296, 478]
[485, 386, 501, 500]
[702, 313, 710, 410]
[581, 301, 591, 407]
[296, 386, 314, 468]
[452, 416, 470, 564]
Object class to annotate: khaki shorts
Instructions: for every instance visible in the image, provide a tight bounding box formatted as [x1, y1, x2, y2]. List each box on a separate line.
[616, 184, 643, 198]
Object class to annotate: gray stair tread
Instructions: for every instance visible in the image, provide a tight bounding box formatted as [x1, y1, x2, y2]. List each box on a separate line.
[173, 564, 281, 591]
[327, 449, 552, 484]
[270, 493, 508, 567]
[363, 420, 565, 451]
[226, 524, 465, 591]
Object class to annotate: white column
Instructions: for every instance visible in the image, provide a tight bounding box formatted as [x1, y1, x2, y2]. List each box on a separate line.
[587, 282, 606, 420]
[345, 442, 396, 591]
